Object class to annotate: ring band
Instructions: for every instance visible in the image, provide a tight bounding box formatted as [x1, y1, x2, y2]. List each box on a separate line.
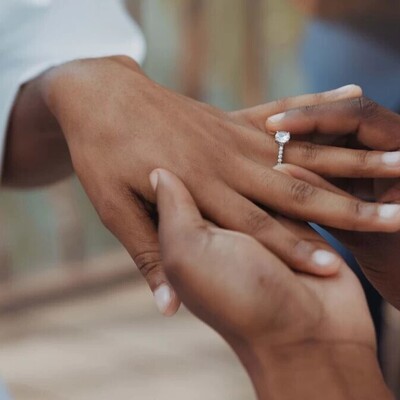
[275, 131, 291, 166]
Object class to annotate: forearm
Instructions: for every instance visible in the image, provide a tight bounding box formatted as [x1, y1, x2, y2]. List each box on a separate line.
[3, 72, 70, 188]
[239, 342, 393, 400]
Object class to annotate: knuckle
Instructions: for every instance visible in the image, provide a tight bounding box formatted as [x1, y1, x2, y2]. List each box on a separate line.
[353, 200, 365, 217]
[298, 142, 319, 163]
[353, 150, 371, 174]
[245, 210, 275, 234]
[302, 103, 317, 115]
[347, 200, 367, 229]
[357, 96, 379, 120]
[134, 249, 162, 277]
[289, 181, 316, 204]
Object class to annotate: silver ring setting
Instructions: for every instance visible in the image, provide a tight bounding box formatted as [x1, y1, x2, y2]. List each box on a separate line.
[275, 131, 291, 165]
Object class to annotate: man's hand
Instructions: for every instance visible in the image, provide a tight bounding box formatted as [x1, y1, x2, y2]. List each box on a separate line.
[266, 96, 400, 309]
[152, 168, 392, 400]
[7, 56, 400, 315]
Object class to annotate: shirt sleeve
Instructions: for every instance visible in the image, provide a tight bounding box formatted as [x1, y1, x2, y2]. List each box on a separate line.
[0, 0, 146, 177]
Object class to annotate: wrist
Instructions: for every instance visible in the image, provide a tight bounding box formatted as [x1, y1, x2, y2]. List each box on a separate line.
[3, 70, 69, 187]
[40, 55, 146, 127]
[236, 341, 393, 400]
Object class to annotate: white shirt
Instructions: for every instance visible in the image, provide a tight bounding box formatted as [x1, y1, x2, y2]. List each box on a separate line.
[0, 0, 146, 176]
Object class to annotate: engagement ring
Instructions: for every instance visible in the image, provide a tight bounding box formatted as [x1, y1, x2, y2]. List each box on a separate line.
[275, 131, 291, 166]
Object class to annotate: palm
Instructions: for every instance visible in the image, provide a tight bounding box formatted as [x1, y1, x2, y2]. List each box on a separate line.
[171, 223, 375, 350]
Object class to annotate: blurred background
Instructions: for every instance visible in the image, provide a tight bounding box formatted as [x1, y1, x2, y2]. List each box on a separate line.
[0, 0, 399, 399]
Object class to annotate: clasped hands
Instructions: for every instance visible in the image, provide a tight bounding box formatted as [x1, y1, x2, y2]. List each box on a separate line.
[39, 57, 400, 399]
[148, 93, 399, 399]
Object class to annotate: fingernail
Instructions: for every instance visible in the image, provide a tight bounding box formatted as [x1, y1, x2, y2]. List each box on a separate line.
[382, 151, 400, 166]
[154, 284, 172, 315]
[311, 250, 338, 268]
[332, 84, 361, 95]
[267, 112, 286, 124]
[378, 204, 400, 219]
[149, 170, 159, 191]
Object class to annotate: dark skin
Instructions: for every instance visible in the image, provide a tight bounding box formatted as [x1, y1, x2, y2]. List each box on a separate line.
[4, 56, 397, 397]
[267, 96, 400, 309]
[152, 168, 393, 400]
[5, 56, 400, 314]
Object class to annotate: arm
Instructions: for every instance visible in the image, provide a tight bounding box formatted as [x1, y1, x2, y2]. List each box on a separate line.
[5, 59, 400, 313]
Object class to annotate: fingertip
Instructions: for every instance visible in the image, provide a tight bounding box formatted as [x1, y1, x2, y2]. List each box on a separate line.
[310, 249, 342, 276]
[332, 84, 363, 98]
[154, 283, 181, 317]
[293, 241, 341, 277]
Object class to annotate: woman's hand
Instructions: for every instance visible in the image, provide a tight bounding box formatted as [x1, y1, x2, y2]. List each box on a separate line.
[24, 57, 400, 315]
[152, 168, 391, 400]
[266, 96, 400, 309]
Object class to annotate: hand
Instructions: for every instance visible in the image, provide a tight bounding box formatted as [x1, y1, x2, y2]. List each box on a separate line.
[152, 168, 391, 400]
[266, 96, 400, 308]
[38, 58, 400, 315]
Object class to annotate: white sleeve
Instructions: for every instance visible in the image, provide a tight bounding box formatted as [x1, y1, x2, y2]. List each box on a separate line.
[0, 0, 146, 176]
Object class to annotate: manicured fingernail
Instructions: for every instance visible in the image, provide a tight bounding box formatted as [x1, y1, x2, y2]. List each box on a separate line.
[311, 250, 338, 268]
[154, 284, 172, 315]
[332, 84, 361, 95]
[149, 170, 159, 191]
[268, 112, 286, 124]
[378, 204, 400, 219]
[382, 151, 400, 166]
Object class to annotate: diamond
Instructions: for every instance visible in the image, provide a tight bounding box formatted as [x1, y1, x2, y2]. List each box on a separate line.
[275, 131, 291, 144]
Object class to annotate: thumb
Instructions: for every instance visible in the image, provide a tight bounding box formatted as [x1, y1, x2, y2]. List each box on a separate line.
[149, 169, 207, 277]
[97, 189, 180, 317]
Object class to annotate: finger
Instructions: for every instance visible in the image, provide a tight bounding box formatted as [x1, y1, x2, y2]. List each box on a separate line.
[279, 140, 400, 178]
[266, 97, 400, 151]
[195, 181, 342, 276]
[150, 168, 206, 240]
[231, 84, 362, 131]
[274, 164, 377, 202]
[236, 162, 400, 232]
[272, 165, 382, 264]
[274, 164, 352, 198]
[96, 186, 180, 317]
[275, 215, 346, 270]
